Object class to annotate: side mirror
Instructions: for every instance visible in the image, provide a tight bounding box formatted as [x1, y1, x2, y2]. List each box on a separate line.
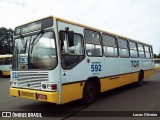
[68, 31, 74, 47]
[59, 31, 65, 51]
[59, 31, 65, 41]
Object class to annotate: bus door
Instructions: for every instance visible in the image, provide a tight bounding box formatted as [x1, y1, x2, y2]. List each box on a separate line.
[58, 21, 87, 103]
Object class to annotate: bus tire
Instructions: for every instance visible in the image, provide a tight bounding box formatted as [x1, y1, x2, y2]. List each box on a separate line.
[136, 71, 144, 87]
[82, 80, 97, 105]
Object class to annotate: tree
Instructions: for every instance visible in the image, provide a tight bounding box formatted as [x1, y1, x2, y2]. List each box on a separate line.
[0, 27, 13, 54]
[154, 54, 157, 58]
[154, 53, 160, 58]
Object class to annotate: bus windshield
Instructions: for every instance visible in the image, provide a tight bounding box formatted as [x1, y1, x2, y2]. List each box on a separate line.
[13, 31, 57, 70]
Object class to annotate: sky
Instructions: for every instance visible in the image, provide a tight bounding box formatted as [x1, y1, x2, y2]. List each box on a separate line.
[0, 0, 160, 54]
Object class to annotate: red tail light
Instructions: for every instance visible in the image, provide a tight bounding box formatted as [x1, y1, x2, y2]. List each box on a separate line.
[51, 84, 57, 90]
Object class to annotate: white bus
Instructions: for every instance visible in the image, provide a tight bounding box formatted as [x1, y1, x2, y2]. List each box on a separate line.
[10, 16, 154, 105]
[0, 54, 12, 77]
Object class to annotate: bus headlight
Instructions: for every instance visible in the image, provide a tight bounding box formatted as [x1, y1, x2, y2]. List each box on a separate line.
[42, 84, 47, 89]
[41, 82, 57, 91]
[10, 80, 18, 87]
[13, 81, 18, 86]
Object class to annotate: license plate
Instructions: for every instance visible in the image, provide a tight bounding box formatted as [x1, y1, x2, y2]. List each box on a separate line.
[21, 91, 34, 98]
[37, 94, 47, 100]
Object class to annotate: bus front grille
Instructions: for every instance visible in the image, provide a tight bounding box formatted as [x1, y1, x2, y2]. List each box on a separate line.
[14, 72, 48, 89]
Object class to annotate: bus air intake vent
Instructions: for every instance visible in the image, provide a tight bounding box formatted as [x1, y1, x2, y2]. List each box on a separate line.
[14, 72, 48, 89]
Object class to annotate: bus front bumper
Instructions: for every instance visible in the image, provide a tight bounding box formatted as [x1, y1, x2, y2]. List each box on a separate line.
[10, 87, 59, 104]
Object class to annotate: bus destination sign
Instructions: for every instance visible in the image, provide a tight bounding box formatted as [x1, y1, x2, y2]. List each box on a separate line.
[14, 17, 53, 36]
[22, 23, 41, 34]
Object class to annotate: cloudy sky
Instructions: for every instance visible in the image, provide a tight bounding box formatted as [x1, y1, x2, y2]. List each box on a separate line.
[0, 0, 160, 54]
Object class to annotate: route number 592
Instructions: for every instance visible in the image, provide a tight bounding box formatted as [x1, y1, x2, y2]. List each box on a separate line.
[91, 62, 102, 72]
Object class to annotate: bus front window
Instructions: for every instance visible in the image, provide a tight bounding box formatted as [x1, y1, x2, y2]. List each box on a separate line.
[13, 36, 30, 70]
[30, 32, 57, 69]
[13, 31, 57, 70]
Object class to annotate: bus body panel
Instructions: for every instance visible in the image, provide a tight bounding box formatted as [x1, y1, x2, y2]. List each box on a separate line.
[100, 57, 154, 92]
[100, 72, 139, 92]
[10, 87, 59, 104]
[10, 64, 61, 104]
[57, 21, 88, 103]
[61, 82, 85, 104]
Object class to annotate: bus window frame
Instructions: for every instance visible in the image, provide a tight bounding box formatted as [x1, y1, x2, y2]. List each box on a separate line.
[60, 31, 85, 70]
[13, 29, 58, 71]
[137, 43, 145, 58]
[102, 33, 119, 58]
[60, 32, 85, 55]
[149, 46, 153, 58]
[128, 40, 139, 58]
[84, 29, 103, 57]
[144, 45, 151, 59]
[117, 37, 130, 58]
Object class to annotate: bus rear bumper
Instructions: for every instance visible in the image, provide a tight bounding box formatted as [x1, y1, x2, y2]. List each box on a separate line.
[10, 87, 59, 104]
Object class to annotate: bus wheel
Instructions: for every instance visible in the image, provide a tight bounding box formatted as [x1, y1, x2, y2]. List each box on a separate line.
[136, 71, 144, 87]
[82, 81, 97, 105]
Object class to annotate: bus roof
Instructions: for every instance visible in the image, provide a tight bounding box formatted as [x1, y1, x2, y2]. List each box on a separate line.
[55, 16, 152, 46]
[14, 16, 152, 46]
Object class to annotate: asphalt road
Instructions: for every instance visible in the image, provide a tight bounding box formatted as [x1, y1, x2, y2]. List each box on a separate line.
[0, 70, 160, 120]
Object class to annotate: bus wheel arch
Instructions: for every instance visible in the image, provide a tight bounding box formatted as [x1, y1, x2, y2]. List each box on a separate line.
[82, 77, 101, 105]
[136, 70, 144, 87]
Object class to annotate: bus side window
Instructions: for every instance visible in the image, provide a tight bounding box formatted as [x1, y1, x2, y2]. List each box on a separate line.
[84, 30, 102, 57]
[68, 34, 83, 55]
[138, 43, 145, 58]
[60, 31, 85, 69]
[129, 41, 138, 58]
[117, 38, 129, 58]
[102, 34, 118, 57]
[60, 31, 83, 55]
[145, 45, 150, 58]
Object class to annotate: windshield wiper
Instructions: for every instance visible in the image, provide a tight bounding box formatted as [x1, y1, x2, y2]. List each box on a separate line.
[31, 30, 44, 46]
[31, 30, 44, 54]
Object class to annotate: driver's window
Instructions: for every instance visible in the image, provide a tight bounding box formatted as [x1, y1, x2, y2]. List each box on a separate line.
[68, 34, 83, 55]
[61, 33, 83, 55]
[60, 32, 84, 69]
